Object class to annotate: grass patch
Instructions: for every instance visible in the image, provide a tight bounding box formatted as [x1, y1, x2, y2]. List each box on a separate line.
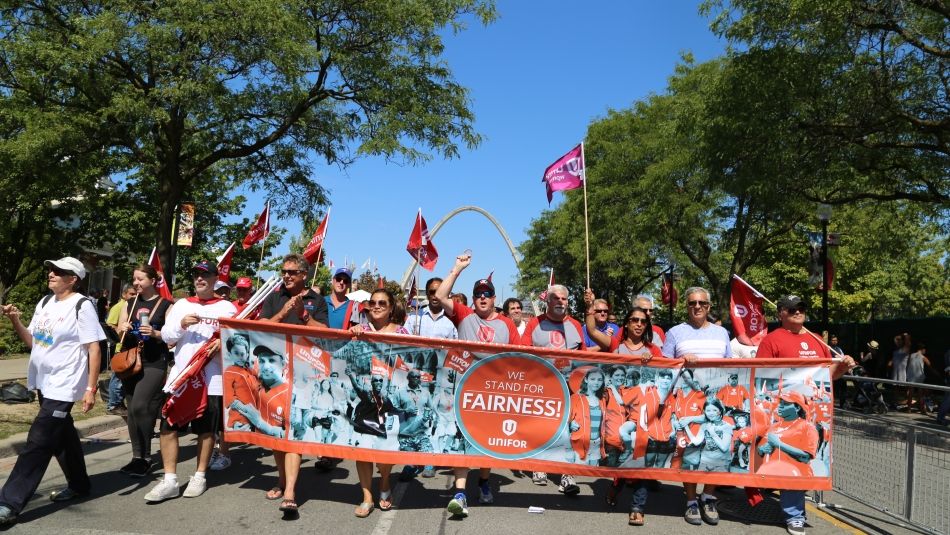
[0, 372, 112, 440]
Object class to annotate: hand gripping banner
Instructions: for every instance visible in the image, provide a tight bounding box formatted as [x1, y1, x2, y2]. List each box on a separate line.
[220, 319, 834, 491]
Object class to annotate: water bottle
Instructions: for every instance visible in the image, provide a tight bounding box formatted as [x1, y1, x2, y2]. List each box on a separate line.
[137, 308, 150, 341]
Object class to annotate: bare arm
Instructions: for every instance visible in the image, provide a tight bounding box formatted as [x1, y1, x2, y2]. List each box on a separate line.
[433, 254, 471, 318]
[1, 305, 32, 349]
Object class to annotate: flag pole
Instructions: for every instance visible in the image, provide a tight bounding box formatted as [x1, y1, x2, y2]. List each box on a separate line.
[581, 141, 591, 288]
[257, 200, 270, 285]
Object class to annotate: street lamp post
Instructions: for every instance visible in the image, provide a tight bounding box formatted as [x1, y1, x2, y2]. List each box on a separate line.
[817, 204, 832, 333]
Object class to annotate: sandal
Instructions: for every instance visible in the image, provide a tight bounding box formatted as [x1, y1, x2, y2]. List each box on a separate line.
[279, 499, 298, 512]
[354, 502, 374, 518]
[378, 490, 393, 511]
[265, 487, 284, 500]
[629, 511, 645, 526]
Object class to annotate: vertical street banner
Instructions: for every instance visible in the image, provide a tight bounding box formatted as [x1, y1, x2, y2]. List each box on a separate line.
[221, 319, 834, 490]
[176, 203, 196, 247]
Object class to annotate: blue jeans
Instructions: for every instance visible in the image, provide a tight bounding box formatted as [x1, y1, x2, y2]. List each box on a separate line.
[629, 479, 648, 512]
[937, 390, 950, 423]
[108, 372, 124, 409]
[780, 490, 806, 523]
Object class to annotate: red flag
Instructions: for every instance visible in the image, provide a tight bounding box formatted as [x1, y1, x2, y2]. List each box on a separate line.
[730, 275, 768, 346]
[216, 243, 236, 284]
[371, 356, 391, 377]
[148, 247, 174, 301]
[302, 209, 330, 264]
[242, 201, 270, 249]
[542, 143, 585, 204]
[661, 272, 678, 307]
[539, 270, 555, 301]
[377, 275, 385, 289]
[405, 274, 418, 308]
[406, 209, 438, 270]
[161, 334, 219, 426]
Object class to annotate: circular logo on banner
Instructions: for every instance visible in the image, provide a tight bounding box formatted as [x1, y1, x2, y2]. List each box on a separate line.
[455, 353, 570, 459]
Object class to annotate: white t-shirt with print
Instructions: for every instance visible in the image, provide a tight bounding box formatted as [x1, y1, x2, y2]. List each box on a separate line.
[162, 297, 237, 396]
[27, 294, 106, 402]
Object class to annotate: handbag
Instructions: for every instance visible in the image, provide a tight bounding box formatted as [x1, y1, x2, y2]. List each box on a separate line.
[111, 342, 143, 379]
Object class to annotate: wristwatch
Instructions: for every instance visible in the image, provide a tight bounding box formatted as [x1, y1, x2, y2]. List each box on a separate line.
[85, 386, 97, 393]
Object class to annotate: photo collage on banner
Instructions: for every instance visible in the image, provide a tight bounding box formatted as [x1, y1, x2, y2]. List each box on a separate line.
[220, 324, 833, 489]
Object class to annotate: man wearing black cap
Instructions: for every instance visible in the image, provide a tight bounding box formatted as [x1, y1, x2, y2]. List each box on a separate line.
[433, 253, 520, 518]
[756, 294, 856, 535]
[146, 261, 237, 504]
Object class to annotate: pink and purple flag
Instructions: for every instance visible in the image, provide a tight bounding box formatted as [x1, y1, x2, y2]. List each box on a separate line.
[542, 144, 585, 204]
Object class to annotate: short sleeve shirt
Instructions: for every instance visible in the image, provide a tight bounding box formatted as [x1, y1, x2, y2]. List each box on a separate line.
[448, 303, 519, 345]
[521, 315, 585, 350]
[756, 328, 832, 360]
[661, 322, 733, 359]
[325, 296, 360, 329]
[583, 321, 621, 349]
[261, 287, 329, 325]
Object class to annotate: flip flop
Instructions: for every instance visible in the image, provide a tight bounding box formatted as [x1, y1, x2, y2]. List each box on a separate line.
[265, 487, 283, 500]
[279, 499, 298, 512]
[354, 502, 374, 518]
[629, 511, 645, 526]
[378, 491, 393, 511]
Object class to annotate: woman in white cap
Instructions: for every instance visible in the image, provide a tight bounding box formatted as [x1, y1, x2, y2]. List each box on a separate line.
[0, 257, 105, 527]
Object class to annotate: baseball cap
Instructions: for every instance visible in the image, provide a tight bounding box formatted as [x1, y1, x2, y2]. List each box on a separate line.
[192, 261, 219, 276]
[235, 276, 253, 289]
[44, 257, 87, 280]
[472, 278, 495, 296]
[333, 267, 353, 280]
[776, 295, 805, 311]
[868, 340, 879, 350]
[213, 280, 230, 291]
[253, 345, 282, 359]
[779, 390, 808, 410]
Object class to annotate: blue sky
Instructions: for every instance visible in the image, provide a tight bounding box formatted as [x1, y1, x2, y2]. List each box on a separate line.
[257, 2, 726, 299]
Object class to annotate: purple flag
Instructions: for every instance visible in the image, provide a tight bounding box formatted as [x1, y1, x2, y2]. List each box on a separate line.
[542, 144, 585, 203]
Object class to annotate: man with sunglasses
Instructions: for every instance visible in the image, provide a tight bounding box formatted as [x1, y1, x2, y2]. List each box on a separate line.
[146, 261, 237, 504]
[257, 254, 328, 514]
[434, 253, 520, 518]
[325, 267, 360, 330]
[661, 286, 732, 526]
[582, 290, 621, 352]
[756, 295, 856, 535]
[404, 277, 457, 340]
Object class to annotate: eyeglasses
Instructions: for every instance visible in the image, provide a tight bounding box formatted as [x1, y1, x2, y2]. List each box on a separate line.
[474, 291, 494, 299]
[333, 275, 350, 282]
[367, 300, 390, 308]
[593, 309, 609, 314]
[641, 308, 653, 313]
[628, 317, 648, 325]
[281, 269, 305, 276]
[687, 300, 710, 307]
[371, 378, 384, 383]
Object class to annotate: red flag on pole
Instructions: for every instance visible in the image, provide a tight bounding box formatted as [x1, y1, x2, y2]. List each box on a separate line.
[730, 275, 768, 346]
[661, 272, 678, 307]
[148, 247, 174, 301]
[302, 209, 330, 264]
[542, 144, 585, 204]
[216, 243, 236, 284]
[406, 209, 438, 271]
[539, 270, 555, 301]
[242, 201, 270, 249]
[405, 274, 418, 308]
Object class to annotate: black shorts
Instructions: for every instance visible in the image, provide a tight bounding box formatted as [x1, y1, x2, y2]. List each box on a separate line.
[161, 395, 223, 435]
[646, 437, 676, 454]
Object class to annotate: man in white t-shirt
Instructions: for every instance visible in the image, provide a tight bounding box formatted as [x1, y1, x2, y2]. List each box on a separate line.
[144, 261, 236, 503]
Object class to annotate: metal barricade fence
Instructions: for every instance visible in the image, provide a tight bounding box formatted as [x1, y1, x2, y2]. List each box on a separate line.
[815, 376, 950, 535]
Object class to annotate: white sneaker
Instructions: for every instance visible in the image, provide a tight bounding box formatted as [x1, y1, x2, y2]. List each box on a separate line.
[144, 479, 180, 502]
[182, 476, 207, 498]
[209, 453, 231, 471]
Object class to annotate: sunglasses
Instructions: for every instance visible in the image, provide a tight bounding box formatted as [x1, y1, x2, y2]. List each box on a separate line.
[50, 268, 75, 277]
[474, 291, 494, 299]
[784, 306, 807, 314]
[628, 317, 648, 325]
[687, 300, 710, 307]
[367, 300, 390, 308]
[593, 309, 609, 314]
[333, 275, 350, 282]
[281, 269, 305, 276]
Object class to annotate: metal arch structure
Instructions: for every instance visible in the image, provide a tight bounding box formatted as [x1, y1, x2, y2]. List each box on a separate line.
[400, 205, 522, 289]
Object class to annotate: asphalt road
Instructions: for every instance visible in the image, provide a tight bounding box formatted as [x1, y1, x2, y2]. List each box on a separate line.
[0, 425, 857, 535]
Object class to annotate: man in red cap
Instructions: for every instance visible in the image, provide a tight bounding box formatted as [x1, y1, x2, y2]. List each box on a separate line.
[232, 277, 254, 315]
[756, 295, 855, 535]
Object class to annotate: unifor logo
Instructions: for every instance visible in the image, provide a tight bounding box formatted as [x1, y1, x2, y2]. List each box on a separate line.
[800, 342, 809, 350]
[502, 419, 517, 436]
[734, 304, 748, 318]
[477, 324, 496, 343]
[549, 330, 565, 348]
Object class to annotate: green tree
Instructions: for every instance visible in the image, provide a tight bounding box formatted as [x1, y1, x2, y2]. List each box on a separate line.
[0, 0, 496, 274]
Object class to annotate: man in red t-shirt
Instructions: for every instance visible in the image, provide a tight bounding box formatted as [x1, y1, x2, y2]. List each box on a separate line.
[755, 295, 855, 535]
[230, 345, 289, 436]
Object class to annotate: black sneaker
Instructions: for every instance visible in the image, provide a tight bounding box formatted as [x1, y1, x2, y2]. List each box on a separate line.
[120, 458, 152, 477]
[699, 497, 719, 525]
[106, 405, 128, 417]
[0, 505, 16, 527]
[684, 503, 702, 525]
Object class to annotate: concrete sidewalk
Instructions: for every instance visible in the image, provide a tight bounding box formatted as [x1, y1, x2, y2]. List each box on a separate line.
[0, 357, 28, 382]
[0, 415, 124, 458]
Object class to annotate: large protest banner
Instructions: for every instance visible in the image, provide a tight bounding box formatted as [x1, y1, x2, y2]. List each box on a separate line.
[220, 318, 834, 490]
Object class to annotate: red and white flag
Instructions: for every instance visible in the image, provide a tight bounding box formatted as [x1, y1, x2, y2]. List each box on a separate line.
[242, 201, 270, 249]
[539, 270, 555, 301]
[406, 209, 438, 271]
[661, 272, 678, 308]
[216, 243, 236, 284]
[730, 274, 768, 346]
[405, 274, 418, 308]
[302, 209, 330, 264]
[542, 143, 585, 204]
[148, 247, 174, 301]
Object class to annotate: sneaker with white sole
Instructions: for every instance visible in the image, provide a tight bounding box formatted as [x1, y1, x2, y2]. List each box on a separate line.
[684, 502, 702, 525]
[558, 474, 580, 495]
[699, 497, 719, 525]
[478, 484, 494, 504]
[786, 520, 806, 535]
[531, 472, 548, 485]
[144, 479, 180, 502]
[182, 476, 207, 498]
[209, 453, 231, 471]
[447, 492, 468, 517]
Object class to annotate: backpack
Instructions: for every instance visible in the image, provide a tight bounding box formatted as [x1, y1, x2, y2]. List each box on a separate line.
[1, 381, 35, 404]
[39, 294, 93, 320]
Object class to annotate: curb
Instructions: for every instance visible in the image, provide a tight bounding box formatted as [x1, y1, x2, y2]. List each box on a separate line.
[0, 415, 125, 458]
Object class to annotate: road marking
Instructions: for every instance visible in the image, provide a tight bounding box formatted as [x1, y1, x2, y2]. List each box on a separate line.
[807, 503, 866, 534]
[370, 479, 408, 535]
